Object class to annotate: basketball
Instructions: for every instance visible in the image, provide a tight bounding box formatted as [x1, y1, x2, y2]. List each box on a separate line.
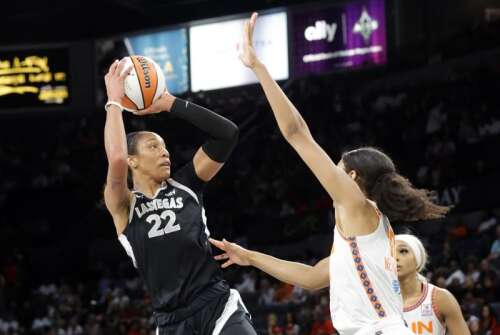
[121, 55, 165, 112]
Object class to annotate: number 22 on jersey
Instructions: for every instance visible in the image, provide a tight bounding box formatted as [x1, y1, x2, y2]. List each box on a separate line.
[147, 210, 180, 238]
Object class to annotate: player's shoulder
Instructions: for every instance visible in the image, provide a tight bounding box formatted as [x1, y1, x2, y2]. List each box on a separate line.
[170, 161, 206, 195]
[432, 285, 452, 301]
[432, 285, 459, 315]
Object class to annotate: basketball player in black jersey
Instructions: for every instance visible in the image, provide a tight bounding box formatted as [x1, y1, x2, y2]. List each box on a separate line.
[102, 59, 257, 335]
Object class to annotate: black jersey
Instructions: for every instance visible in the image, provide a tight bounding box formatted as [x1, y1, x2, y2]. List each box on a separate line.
[119, 162, 228, 318]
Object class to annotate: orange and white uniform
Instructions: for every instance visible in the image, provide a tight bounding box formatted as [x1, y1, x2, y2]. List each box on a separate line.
[329, 212, 412, 335]
[404, 282, 446, 335]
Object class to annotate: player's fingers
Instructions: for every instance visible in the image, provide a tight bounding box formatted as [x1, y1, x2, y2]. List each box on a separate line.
[108, 59, 119, 75]
[214, 253, 229, 261]
[221, 260, 233, 268]
[115, 58, 128, 77]
[209, 238, 226, 250]
[119, 65, 133, 80]
[249, 12, 258, 41]
[137, 106, 151, 115]
[248, 13, 257, 45]
[222, 239, 238, 254]
[243, 21, 251, 46]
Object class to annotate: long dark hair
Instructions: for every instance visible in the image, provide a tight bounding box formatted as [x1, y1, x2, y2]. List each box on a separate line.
[341, 147, 449, 222]
[126, 131, 149, 188]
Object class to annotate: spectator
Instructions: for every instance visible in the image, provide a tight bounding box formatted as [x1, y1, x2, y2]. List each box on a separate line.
[310, 306, 335, 335]
[267, 313, 283, 335]
[236, 270, 257, 294]
[465, 257, 481, 285]
[490, 226, 500, 259]
[284, 312, 300, 335]
[275, 283, 294, 304]
[478, 212, 498, 234]
[468, 315, 481, 335]
[446, 260, 466, 287]
[259, 278, 277, 306]
[289, 285, 307, 305]
[479, 304, 500, 335]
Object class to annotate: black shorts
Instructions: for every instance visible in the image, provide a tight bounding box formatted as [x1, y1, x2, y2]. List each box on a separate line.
[156, 289, 256, 335]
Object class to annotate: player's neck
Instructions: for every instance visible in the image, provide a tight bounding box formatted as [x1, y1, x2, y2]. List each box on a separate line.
[400, 274, 422, 301]
[133, 178, 165, 198]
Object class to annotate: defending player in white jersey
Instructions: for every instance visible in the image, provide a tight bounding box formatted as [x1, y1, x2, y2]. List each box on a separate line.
[396, 235, 470, 335]
[210, 12, 450, 335]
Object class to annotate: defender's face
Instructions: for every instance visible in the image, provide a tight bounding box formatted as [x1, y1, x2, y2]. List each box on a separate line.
[132, 133, 171, 181]
[396, 240, 418, 279]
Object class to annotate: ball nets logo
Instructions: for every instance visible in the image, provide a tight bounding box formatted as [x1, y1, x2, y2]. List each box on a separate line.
[353, 7, 379, 42]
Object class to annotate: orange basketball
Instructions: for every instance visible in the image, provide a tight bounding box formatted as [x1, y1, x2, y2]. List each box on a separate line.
[120, 55, 165, 112]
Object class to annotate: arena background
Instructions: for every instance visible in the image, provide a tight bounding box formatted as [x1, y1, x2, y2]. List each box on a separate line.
[1, 0, 500, 334]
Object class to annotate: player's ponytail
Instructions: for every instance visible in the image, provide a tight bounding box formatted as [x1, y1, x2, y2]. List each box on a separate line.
[341, 147, 450, 222]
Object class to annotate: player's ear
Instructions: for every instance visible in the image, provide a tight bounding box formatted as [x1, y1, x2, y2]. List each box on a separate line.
[128, 156, 138, 169]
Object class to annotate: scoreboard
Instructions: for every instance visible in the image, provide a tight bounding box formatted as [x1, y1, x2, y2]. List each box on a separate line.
[0, 48, 70, 109]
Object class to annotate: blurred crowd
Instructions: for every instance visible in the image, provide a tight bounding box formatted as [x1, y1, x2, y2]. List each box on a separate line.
[1, 43, 500, 335]
[1, 210, 499, 334]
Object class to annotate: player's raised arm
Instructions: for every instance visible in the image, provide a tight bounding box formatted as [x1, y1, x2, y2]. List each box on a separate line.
[209, 238, 330, 291]
[239, 13, 366, 213]
[135, 92, 239, 183]
[103, 59, 133, 234]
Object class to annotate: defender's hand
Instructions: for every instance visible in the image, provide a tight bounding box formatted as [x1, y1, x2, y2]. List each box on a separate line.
[209, 238, 252, 268]
[239, 12, 262, 70]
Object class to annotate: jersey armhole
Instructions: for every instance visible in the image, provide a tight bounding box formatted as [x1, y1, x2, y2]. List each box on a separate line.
[116, 193, 136, 236]
[431, 287, 446, 326]
[128, 193, 137, 223]
[111, 193, 135, 237]
[334, 202, 384, 240]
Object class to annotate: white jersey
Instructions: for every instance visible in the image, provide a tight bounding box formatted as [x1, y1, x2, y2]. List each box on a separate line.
[329, 211, 405, 334]
[404, 282, 446, 335]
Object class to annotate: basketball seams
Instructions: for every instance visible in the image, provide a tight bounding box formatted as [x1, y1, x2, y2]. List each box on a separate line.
[122, 56, 161, 111]
[148, 61, 158, 107]
[130, 56, 147, 110]
[122, 94, 139, 111]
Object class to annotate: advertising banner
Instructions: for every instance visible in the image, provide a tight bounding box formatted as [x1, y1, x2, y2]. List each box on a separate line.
[292, 0, 387, 75]
[190, 12, 288, 92]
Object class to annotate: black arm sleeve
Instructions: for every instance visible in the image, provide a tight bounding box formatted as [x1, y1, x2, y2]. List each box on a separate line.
[169, 98, 239, 163]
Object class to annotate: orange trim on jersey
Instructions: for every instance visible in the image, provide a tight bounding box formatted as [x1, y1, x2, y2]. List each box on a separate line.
[348, 236, 387, 318]
[403, 282, 428, 312]
[384, 223, 396, 258]
[431, 286, 446, 326]
[336, 224, 351, 241]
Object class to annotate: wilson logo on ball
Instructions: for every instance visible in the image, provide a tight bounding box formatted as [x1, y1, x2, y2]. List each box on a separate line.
[121, 55, 165, 112]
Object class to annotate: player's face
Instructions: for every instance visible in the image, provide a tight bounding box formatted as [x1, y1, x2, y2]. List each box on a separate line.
[395, 240, 418, 279]
[135, 133, 171, 181]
